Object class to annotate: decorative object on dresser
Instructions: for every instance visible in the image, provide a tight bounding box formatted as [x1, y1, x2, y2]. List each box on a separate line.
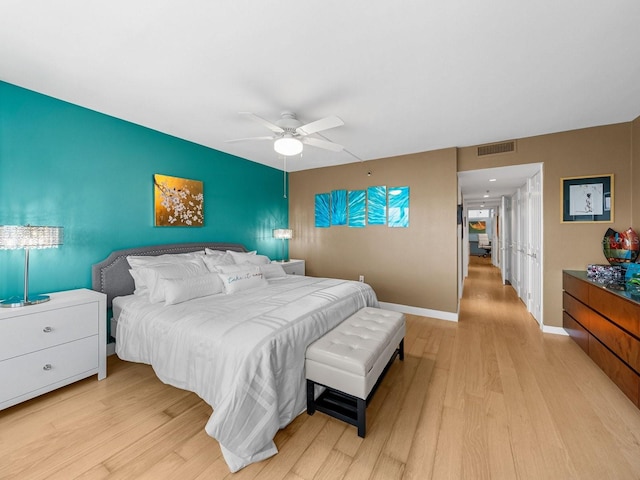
[272, 228, 293, 262]
[563, 270, 640, 407]
[0, 225, 64, 307]
[0, 289, 107, 410]
[602, 227, 639, 266]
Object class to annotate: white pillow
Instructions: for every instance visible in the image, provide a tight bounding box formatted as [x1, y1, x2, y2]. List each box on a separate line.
[135, 259, 209, 303]
[228, 250, 270, 265]
[160, 272, 224, 305]
[259, 263, 287, 279]
[201, 252, 235, 271]
[216, 263, 253, 274]
[127, 251, 203, 268]
[204, 248, 225, 256]
[217, 267, 268, 294]
[128, 269, 152, 296]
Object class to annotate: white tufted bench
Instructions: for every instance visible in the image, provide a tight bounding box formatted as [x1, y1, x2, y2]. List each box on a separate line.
[305, 307, 405, 437]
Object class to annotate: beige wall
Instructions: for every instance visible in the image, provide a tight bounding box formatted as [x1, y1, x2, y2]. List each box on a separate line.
[290, 122, 636, 327]
[458, 123, 633, 327]
[289, 148, 459, 314]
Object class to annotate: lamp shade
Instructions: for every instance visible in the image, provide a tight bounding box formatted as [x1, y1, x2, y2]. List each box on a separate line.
[0, 225, 64, 250]
[274, 135, 303, 156]
[273, 228, 293, 240]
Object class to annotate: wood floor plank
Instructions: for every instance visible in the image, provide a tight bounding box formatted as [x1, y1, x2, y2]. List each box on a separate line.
[312, 449, 353, 480]
[402, 366, 447, 480]
[290, 418, 346, 480]
[383, 356, 434, 464]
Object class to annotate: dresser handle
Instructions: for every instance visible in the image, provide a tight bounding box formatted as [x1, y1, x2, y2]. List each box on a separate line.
[43, 326, 53, 333]
[43, 364, 52, 371]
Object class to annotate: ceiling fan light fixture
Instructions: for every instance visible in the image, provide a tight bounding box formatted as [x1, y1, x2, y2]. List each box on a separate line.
[274, 135, 303, 156]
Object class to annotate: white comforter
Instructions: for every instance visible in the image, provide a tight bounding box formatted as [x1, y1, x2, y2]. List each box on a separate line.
[114, 275, 378, 471]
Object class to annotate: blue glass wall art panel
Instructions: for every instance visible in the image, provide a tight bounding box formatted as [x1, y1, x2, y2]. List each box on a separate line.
[367, 186, 387, 225]
[331, 190, 347, 226]
[348, 190, 366, 228]
[315, 193, 330, 228]
[388, 186, 410, 228]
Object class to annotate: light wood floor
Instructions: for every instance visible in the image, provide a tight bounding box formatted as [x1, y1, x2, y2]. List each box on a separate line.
[3, 258, 640, 479]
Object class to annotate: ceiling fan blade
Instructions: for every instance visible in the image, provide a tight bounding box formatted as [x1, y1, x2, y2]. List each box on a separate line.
[225, 136, 274, 143]
[239, 112, 284, 134]
[301, 136, 344, 152]
[296, 115, 344, 136]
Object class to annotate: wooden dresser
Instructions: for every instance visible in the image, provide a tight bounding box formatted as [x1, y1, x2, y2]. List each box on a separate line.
[563, 270, 640, 407]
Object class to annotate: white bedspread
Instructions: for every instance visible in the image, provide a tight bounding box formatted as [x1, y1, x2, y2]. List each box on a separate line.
[114, 275, 378, 472]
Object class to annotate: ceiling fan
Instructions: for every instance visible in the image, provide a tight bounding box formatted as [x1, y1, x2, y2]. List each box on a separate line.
[226, 111, 344, 156]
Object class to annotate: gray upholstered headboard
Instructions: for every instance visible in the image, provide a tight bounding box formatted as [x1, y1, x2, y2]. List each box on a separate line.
[91, 242, 248, 307]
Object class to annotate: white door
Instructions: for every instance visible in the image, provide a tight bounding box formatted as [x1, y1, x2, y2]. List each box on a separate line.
[527, 169, 543, 325]
[500, 196, 511, 285]
[519, 184, 530, 308]
[510, 190, 521, 295]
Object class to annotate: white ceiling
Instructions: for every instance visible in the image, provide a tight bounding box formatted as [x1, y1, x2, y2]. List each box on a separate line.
[1, 1, 639, 204]
[458, 163, 542, 209]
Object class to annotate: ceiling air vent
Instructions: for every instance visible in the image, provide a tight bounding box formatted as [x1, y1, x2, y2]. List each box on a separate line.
[477, 141, 516, 156]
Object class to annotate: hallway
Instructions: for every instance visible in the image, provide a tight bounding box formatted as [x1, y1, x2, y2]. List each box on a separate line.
[422, 256, 640, 478]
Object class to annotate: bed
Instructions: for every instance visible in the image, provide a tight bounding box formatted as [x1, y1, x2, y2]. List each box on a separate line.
[92, 242, 379, 472]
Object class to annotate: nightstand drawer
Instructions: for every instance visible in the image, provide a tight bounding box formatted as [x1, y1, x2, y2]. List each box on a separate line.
[0, 303, 98, 361]
[0, 335, 98, 405]
[281, 259, 305, 275]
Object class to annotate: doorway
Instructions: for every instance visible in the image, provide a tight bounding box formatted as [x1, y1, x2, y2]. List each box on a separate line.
[458, 163, 543, 326]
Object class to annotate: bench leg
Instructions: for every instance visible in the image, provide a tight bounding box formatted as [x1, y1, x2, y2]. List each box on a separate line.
[307, 379, 316, 415]
[357, 397, 366, 438]
[399, 338, 405, 361]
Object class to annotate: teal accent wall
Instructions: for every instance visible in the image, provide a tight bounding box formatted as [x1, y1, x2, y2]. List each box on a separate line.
[0, 81, 288, 299]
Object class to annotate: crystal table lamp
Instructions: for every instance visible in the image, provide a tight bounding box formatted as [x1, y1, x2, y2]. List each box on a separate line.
[273, 228, 293, 262]
[0, 225, 64, 307]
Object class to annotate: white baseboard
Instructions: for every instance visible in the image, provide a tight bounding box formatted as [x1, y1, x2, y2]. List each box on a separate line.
[543, 326, 570, 336]
[107, 342, 116, 356]
[378, 302, 458, 322]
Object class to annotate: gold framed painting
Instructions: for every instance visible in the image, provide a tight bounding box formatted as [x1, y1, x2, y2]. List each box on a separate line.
[560, 174, 613, 223]
[154, 174, 204, 226]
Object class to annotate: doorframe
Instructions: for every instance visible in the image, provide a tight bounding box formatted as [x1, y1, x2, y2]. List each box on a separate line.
[460, 163, 544, 327]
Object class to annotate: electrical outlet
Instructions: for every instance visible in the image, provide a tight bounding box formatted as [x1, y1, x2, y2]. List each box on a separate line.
[359, 275, 365, 282]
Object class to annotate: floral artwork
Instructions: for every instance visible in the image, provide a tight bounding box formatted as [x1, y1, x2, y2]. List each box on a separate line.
[154, 174, 204, 226]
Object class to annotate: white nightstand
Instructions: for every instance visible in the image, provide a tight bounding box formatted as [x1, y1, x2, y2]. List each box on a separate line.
[0, 288, 107, 410]
[276, 259, 305, 275]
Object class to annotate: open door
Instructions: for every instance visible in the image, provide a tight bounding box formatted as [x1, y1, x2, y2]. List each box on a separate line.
[500, 196, 511, 285]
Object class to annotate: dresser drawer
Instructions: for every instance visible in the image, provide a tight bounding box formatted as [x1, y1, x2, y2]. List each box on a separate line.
[589, 310, 640, 374]
[0, 303, 98, 361]
[589, 286, 640, 338]
[589, 335, 639, 407]
[563, 291, 591, 330]
[563, 311, 589, 353]
[563, 272, 590, 304]
[0, 335, 98, 405]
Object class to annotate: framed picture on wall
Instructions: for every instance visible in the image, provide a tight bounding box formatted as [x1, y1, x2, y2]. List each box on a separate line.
[560, 174, 613, 223]
[154, 174, 204, 226]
